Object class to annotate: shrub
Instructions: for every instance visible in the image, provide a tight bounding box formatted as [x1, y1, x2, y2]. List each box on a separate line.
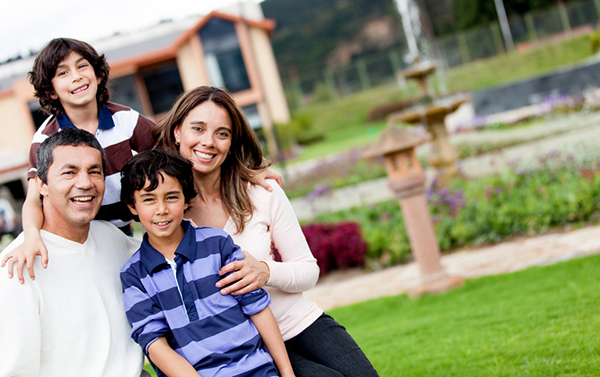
[302, 222, 367, 275]
[288, 112, 325, 146]
[590, 31, 600, 54]
[367, 99, 419, 121]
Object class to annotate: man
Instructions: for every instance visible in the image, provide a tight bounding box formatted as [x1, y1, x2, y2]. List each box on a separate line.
[0, 127, 145, 377]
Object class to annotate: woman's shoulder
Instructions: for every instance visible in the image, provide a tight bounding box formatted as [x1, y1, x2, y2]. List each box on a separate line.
[249, 179, 283, 194]
[248, 179, 286, 203]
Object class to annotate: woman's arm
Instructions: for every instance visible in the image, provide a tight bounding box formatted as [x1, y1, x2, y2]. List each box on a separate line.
[250, 307, 295, 377]
[147, 337, 200, 377]
[0, 181, 47, 283]
[217, 182, 319, 295]
[217, 250, 270, 295]
[259, 182, 320, 292]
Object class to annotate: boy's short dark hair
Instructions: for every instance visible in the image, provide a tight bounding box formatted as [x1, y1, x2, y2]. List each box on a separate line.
[28, 38, 110, 117]
[120, 148, 197, 211]
[37, 127, 106, 184]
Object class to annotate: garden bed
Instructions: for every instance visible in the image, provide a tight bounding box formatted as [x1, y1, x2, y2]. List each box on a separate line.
[303, 144, 600, 273]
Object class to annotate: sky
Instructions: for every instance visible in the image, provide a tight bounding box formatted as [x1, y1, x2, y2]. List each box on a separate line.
[0, 0, 263, 62]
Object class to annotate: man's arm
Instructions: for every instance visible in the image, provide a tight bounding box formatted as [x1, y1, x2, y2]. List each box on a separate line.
[250, 307, 295, 377]
[0, 271, 41, 376]
[147, 337, 201, 377]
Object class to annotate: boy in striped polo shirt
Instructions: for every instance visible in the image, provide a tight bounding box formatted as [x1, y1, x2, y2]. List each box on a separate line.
[119, 148, 295, 377]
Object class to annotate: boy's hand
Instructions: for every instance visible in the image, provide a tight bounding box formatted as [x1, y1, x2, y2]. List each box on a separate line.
[1, 235, 48, 284]
[217, 250, 270, 295]
[249, 169, 283, 191]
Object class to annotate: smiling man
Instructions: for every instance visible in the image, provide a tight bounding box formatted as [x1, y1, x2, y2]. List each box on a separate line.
[0, 128, 146, 377]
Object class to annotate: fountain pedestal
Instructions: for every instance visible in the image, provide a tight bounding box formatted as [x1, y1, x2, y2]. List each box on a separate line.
[364, 126, 464, 296]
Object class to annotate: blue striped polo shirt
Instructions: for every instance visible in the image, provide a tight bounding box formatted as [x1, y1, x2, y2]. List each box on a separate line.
[120, 221, 278, 377]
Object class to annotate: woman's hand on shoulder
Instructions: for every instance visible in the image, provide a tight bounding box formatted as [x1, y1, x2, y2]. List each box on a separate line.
[216, 250, 270, 295]
[249, 169, 283, 191]
[0, 233, 48, 284]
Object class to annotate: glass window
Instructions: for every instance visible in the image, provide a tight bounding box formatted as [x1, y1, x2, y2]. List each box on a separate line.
[199, 18, 251, 93]
[109, 75, 144, 114]
[28, 101, 47, 131]
[141, 61, 184, 115]
[242, 104, 266, 150]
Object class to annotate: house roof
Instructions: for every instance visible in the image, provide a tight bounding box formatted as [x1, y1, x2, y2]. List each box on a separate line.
[103, 10, 276, 72]
[0, 10, 276, 94]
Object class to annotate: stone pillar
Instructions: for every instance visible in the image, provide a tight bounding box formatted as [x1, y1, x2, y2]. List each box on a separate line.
[363, 125, 465, 296]
[389, 173, 446, 282]
[388, 171, 465, 296]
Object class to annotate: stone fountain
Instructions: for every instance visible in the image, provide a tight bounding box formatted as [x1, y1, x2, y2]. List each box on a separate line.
[389, 0, 471, 182]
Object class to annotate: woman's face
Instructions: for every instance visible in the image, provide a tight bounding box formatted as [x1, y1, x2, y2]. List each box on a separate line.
[174, 101, 233, 178]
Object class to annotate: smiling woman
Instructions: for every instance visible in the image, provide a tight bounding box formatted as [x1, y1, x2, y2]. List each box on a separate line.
[153, 86, 379, 376]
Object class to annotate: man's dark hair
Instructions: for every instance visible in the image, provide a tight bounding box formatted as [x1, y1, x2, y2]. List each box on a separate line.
[120, 148, 197, 210]
[36, 127, 106, 184]
[28, 38, 110, 117]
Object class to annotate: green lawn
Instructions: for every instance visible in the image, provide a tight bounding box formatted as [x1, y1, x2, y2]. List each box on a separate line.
[445, 33, 597, 93]
[143, 253, 600, 376]
[330, 253, 600, 376]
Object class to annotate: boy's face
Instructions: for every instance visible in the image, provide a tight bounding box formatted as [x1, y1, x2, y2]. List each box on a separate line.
[50, 51, 100, 114]
[128, 173, 188, 249]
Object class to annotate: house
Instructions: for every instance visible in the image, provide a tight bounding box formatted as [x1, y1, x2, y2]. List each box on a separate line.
[0, 2, 290, 204]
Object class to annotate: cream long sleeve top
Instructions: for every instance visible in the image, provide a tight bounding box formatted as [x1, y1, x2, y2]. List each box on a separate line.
[0, 221, 144, 377]
[223, 180, 323, 341]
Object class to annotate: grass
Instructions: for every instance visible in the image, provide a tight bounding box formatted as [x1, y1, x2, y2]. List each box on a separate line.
[285, 32, 598, 165]
[445, 33, 597, 93]
[142, 252, 600, 376]
[286, 120, 387, 163]
[330, 253, 600, 376]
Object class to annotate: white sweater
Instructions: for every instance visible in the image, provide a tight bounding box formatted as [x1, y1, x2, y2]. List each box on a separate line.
[0, 221, 144, 377]
[224, 180, 323, 341]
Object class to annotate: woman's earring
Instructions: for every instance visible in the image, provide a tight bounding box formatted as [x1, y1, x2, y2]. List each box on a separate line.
[176, 140, 180, 146]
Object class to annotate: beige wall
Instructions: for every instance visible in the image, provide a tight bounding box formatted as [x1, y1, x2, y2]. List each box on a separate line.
[0, 87, 36, 186]
[177, 35, 210, 90]
[0, 87, 36, 153]
[249, 27, 291, 125]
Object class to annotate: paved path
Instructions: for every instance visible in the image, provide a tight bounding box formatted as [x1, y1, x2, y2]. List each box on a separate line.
[305, 224, 600, 310]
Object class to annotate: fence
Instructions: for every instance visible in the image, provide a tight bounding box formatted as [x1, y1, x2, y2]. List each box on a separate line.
[282, 0, 600, 109]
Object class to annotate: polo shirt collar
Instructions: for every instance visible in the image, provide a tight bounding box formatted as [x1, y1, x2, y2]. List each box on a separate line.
[56, 105, 115, 130]
[139, 221, 197, 273]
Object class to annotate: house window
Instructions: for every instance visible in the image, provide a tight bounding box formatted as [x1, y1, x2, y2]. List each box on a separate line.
[141, 61, 184, 115]
[28, 101, 47, 130]
[199, 18, 251, 93]
[242, 104, 266, 150]
[109, 75, 144, 114]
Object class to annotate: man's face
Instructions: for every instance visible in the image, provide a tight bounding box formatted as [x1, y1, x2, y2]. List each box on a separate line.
[36, 145, 104, 238]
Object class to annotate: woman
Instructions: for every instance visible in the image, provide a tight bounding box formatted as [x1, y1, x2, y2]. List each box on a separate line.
[154, 86, 378, 377]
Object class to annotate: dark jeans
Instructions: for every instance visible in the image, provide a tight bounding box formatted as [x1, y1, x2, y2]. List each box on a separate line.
[284, 313, 379, 377]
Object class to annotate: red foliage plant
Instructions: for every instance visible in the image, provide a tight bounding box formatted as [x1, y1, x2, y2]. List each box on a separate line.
[300, 222, 367, 275]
